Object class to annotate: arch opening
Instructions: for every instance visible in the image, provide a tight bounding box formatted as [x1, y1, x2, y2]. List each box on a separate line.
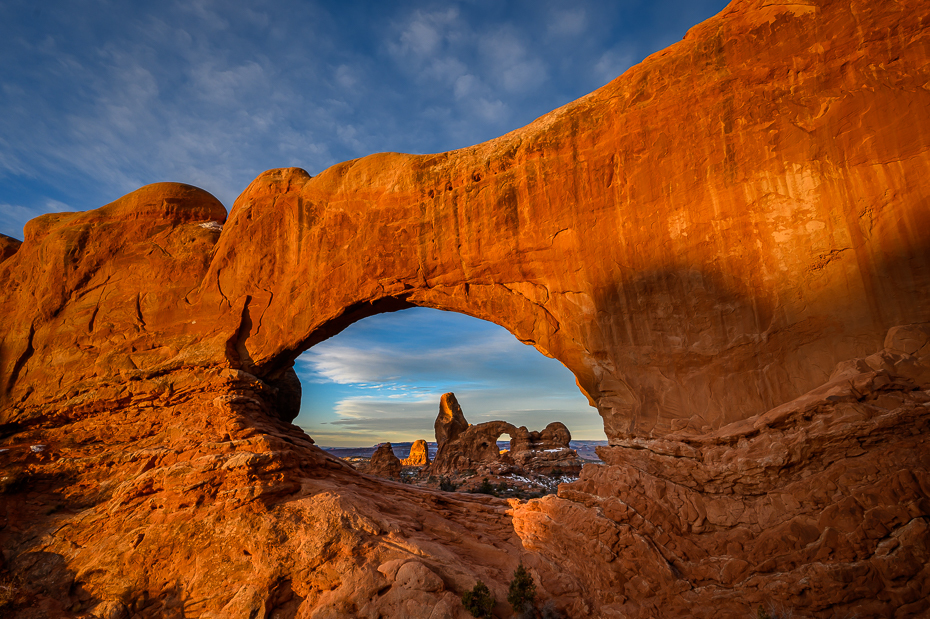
[499, 433, 512, 456]
[289, 306, 605, 452]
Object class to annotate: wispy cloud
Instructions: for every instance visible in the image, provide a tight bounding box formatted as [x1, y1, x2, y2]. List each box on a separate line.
[547, 8, 587, 38]
[1, 0, 729, 238]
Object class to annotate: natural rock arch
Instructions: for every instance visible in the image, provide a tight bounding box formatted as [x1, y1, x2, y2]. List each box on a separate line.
[1, 1, 930, 617]
[5, 0, 930, 438]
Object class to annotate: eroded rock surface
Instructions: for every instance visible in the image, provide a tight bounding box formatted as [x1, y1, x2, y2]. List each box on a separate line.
[510, 423, 581, 476]
[1, 0, 929, 617]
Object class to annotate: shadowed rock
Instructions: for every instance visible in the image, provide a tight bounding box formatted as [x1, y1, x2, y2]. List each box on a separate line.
[365, 442, 402, 479]
[0, 233, 20, 264]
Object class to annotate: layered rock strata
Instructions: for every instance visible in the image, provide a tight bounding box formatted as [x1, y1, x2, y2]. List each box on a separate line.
[1, 0, 929, 617]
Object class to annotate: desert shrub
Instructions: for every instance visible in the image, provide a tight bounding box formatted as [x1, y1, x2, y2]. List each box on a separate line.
[757, 603, 794, 619]
[507, 562, 537, 615]
[461, 580, 495, 618]
[473, 477, 496, 495]
[439, 477, 458, 492]
[540, 600, 566, 619]
[0, 573, 21, 611]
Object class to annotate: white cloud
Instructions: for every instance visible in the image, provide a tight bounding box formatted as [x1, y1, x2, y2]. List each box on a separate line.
[334, 64, 357, 90]
[469, 98, 507, 123]
[391, 8, 461, 59]
[478, 30, 548, 94]
[499, 58, 548, 93]
[548, 9, 587, 37]
[301, 329, 515, 386]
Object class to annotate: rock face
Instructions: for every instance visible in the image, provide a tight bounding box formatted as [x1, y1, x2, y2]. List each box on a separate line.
[1, 0, 929, 617]
[364, 443, 402, 479]
[401, 439, 430, 467]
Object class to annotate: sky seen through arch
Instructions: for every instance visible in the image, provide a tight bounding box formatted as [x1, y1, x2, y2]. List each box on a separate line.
[294, 308, 600, 448]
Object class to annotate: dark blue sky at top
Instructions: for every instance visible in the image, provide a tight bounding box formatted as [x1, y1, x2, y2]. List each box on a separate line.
[0, 0, 730, 446]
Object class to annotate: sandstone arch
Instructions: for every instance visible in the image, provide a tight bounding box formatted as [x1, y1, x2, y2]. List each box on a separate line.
[1, 1, 930, 616]
[4, 0, 930, 438]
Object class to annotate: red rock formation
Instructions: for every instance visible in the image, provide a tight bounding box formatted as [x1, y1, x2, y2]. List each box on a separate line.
[430, 400, 581, 477]
[401, 439, 431, 467]
[431, 419, 518, 477]
[0, 233, 20, 264]
[516, 324, 930, 617]
[435, 393, 468, 446]
[364, 442, 402, 479]
[1, 0, 929, 617]
[509, 423, 581, 476]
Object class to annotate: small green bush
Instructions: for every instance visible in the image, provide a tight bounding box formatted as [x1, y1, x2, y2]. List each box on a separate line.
[438, 477, 457, 492]
[507, 562, 536, 615]
[475, 477, 496, 495]
[462, 580, 495, 618]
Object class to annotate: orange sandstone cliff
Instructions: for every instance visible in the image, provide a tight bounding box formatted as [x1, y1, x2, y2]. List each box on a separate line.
[1, 0, 930, 617]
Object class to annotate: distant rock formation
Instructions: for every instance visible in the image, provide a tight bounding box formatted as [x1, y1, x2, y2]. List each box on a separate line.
[434, 393, 468, 445]
[401, 439, 430, 466]
[510, 422, 580, 475]
[429, 393, 581, 477]
[365, 442, 402, 479]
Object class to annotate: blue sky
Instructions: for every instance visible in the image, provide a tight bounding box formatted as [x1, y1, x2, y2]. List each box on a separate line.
[297, 307, 600, 447]
[0, 0, 729, 446]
